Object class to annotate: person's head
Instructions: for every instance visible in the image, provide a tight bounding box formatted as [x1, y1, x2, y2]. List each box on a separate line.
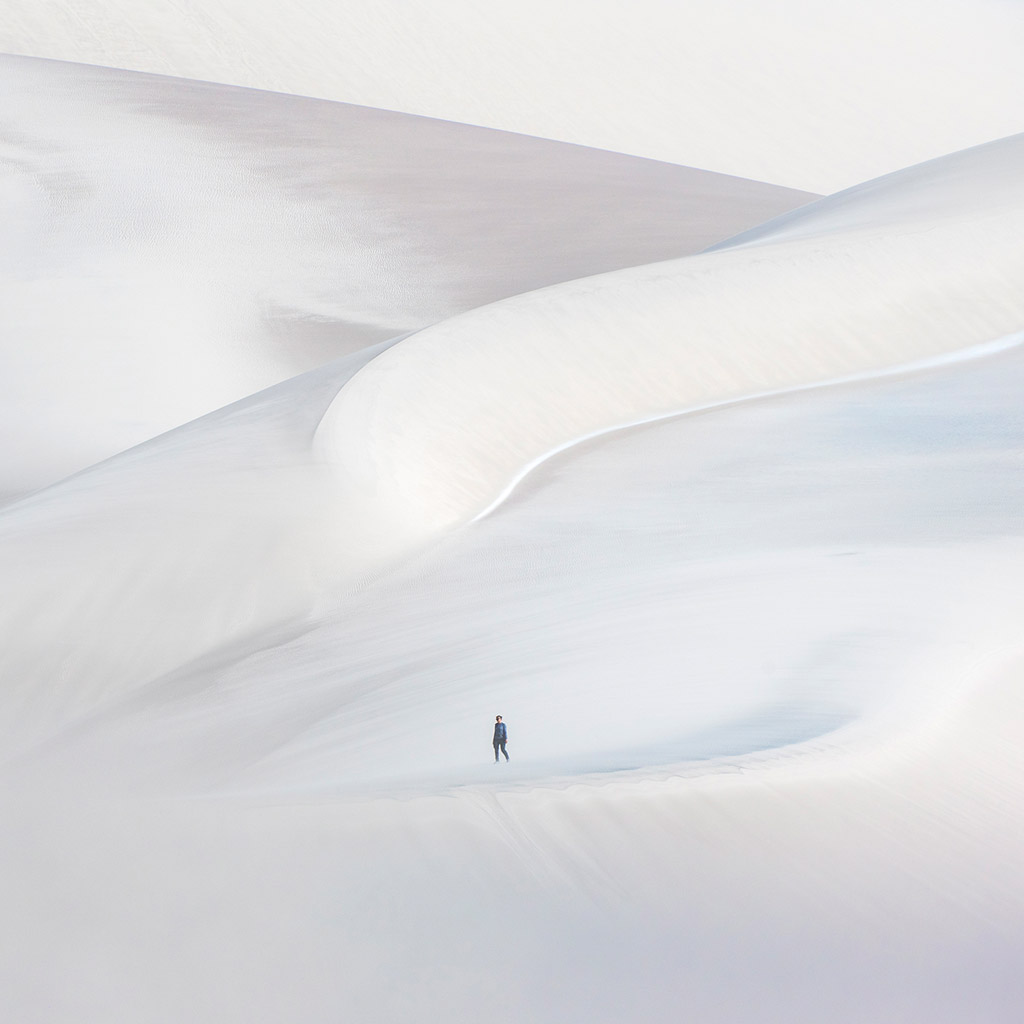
[496, 715, 502, 722]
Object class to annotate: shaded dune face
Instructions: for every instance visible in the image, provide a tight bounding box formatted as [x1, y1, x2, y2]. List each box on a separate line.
[314, 132, 1024, 562]
[0, 54, 814, 499]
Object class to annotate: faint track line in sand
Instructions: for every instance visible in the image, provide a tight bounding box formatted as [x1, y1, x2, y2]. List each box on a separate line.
[469, 330, 1024, 525]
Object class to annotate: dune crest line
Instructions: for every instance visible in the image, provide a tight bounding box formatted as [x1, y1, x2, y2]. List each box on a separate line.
[470, 329, 1024, 523]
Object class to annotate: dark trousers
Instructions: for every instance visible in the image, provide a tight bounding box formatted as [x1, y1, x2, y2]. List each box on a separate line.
[493, 740, 508, 762]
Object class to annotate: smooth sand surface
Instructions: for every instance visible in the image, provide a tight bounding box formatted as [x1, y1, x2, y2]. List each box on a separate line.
[3, 28, 1024, 1024]
[6, 336, 1024, 1023]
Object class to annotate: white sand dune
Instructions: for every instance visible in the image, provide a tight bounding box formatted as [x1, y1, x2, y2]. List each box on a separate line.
[3, 0, 1024, 191]
[3, 25, 1024, 1024]
[0, 55, 811, 500]
[313, 133, 1024, 566]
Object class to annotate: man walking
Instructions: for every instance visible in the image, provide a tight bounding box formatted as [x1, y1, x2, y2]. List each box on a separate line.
[493, 715, 509, 763]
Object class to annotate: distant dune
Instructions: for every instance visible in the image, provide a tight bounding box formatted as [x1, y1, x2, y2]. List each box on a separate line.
[3, 0, 1024, 191]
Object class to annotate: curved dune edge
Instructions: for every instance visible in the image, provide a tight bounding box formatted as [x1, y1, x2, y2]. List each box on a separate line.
[314, 133, 1024, 564]
[470, 329, 1024, 525]
[0, 54, 815, 500]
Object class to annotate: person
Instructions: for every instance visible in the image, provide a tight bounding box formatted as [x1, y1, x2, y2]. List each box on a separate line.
[492, 715, 509, 763]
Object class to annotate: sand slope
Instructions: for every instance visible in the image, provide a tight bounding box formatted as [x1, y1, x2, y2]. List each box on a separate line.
[314, 133, 1024, 564]
[0, 55, 812, 499]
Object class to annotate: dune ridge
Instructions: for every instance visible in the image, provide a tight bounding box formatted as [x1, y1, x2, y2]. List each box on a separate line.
[314, 132, 1024, 564]
[1, 54, 812, 499]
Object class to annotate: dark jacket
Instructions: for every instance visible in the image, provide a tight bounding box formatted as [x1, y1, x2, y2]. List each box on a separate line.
[493, 722, 507, 744]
